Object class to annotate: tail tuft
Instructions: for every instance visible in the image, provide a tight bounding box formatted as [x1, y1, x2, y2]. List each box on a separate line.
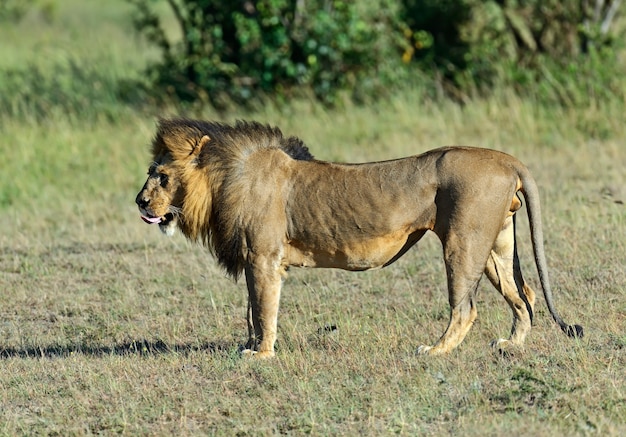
[562, 324, 584, 338]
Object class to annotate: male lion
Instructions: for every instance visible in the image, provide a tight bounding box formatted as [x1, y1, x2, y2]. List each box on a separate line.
[135, 118, 583, 358]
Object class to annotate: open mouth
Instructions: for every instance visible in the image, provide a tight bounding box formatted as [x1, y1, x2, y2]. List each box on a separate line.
[141, 215, 162, 224]
[140, 212, 174, 225]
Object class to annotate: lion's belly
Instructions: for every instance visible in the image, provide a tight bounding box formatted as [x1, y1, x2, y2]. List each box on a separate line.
[286, 231, 413, 271]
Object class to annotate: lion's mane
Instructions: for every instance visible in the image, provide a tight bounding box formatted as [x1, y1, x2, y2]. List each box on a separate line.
[151, 118, 313, 279]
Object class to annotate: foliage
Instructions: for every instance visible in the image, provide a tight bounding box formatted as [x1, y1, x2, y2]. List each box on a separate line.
[127, 0, 623, 108]
[399, 0, 624, 103]
[0, 0, 36, 21]
[128, 0, 401, 108]
[398, 0, 474, 84]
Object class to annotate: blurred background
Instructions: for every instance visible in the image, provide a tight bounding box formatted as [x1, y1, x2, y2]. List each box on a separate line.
[1, 0, 623, 117]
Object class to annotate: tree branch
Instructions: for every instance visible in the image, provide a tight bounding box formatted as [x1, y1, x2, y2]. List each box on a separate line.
[601, 0, 622, 35]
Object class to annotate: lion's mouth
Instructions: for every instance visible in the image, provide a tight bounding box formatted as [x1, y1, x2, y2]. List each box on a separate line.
[141, 215, 162, 224]
[140, 212, 174, 225]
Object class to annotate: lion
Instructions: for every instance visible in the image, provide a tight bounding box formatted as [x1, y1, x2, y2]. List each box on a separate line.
[135, 118, 583, 358]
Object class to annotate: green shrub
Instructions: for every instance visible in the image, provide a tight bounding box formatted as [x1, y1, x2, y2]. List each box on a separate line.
[399, 0, 623, 104]
[128, 0, 402, 108]
[0, 0, 36, 21]
[128, 0, 622, 108]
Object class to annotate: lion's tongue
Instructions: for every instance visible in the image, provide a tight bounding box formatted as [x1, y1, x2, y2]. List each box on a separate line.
[141, 215, 162, 224]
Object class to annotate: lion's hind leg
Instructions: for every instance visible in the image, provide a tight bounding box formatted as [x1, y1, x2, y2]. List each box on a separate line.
[484, 215, 535, 351]
[417, 230, 494, 355]
[416, 286, 479, 356]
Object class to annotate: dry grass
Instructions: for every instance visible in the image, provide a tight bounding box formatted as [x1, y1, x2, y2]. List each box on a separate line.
[1, 98, 624, 435]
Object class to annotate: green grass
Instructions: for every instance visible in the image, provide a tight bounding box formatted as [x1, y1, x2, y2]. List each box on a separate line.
[1, 1, 625, 435]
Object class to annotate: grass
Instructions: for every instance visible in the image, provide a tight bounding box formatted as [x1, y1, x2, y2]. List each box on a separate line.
[1, 1, 625, 435]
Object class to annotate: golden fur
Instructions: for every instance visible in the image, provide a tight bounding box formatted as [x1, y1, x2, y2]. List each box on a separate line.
[136, 118, 583, 358]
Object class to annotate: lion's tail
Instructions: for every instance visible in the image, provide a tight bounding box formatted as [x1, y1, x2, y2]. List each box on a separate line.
[518, 166, 584, 339]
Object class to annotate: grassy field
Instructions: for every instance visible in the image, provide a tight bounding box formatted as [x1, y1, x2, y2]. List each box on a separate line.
[1, 1, 625, 435]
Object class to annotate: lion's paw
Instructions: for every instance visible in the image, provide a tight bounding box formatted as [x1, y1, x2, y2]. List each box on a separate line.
[489, 338, 510, 349]
[490, 338, 522, 358]
[241, 349, 275, 359]
[254, 351, 275, 359]
[416, 345, 433, 355]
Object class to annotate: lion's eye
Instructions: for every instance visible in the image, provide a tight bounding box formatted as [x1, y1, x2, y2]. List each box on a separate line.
[159, 174, 169, 188]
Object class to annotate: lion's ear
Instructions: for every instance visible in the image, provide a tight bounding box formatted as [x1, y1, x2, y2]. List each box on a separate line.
[191, 135, 210, 157]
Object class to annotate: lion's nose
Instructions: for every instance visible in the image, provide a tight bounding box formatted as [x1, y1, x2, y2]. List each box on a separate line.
[135, 192, 149, 209]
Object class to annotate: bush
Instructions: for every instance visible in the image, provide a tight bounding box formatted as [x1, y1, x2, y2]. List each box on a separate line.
[128, 0, 623, 108]
[399, 0, 623, 103]
[128, 0, 402, 108]
[0, 0, 36, 21]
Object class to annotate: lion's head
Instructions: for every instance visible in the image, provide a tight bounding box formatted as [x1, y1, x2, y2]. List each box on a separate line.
[135, 118, 313, 256]
[135, 155, 181, 236]
[135, 128, 211, 236]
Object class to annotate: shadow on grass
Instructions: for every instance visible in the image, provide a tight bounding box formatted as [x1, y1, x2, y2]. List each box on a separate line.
[0, 338, 234, 360]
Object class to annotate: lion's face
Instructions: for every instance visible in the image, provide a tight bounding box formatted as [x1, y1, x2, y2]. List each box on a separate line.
[135, 156, 181, 236]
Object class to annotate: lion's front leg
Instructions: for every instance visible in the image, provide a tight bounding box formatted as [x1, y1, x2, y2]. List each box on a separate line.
[241, 257, 283, 359]
[244, 298, 258, 352]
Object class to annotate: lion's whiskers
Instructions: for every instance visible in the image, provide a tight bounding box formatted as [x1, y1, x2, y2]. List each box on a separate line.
[169, 206, 182, 217]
